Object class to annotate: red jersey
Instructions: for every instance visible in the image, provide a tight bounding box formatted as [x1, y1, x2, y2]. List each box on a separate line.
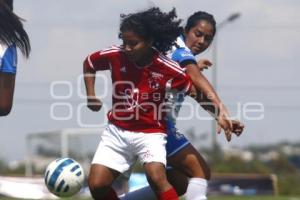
[84, 46, 191, 133]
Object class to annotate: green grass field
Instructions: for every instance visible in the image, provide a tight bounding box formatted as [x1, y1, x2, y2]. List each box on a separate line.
[208, 197, 300, 200]
[1, 196, 300, 200]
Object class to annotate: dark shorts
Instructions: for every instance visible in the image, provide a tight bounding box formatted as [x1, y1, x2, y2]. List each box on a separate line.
[166, 128, 190, 157]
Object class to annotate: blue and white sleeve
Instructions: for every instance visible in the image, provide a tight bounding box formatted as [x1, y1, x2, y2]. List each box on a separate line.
[171, 48, 197, 67]
[0, 45, 17, 74]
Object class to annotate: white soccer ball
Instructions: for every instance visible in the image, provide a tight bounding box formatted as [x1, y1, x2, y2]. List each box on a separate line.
[44, 158, 85, 197]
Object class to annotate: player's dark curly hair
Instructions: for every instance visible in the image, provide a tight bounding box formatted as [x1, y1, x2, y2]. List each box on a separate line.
[119, 7, 182, 54]
[185, 11, 216, 36]
[0, 0, 31, 57]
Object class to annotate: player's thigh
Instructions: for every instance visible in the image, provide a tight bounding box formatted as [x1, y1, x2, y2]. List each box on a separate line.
[135, 133, 167, 166]
[92, 124, 135, 178]
[135, 133, 169, 187]
[144, 162, 169, 191]
[167, 144, 211, 179]
[88, 163, 120, 188]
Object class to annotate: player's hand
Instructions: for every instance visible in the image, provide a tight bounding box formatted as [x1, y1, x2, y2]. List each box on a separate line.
[231, 120, 244, 136]
[87, 97, 102, 112]
[197, 59, 213, 71]
[216, 107, 233, 142]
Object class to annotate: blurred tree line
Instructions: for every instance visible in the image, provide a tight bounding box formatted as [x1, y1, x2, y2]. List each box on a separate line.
[208, 144, 300, 196]
[1, 138, 300, 196]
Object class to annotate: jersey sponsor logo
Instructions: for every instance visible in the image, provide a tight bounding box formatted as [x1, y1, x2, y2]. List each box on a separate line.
[148, 72, 163, 90]
[181, 51, 193, 57]
[148, 79, 160, 89]
[174, 129, 185, 140]
[150, 71, 164, 79]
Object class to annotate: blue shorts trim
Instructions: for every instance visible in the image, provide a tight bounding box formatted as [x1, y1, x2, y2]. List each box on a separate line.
[167, 141, 190, 157]
[166, 128, 190, 157]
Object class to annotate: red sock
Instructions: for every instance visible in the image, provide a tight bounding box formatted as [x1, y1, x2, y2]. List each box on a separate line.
[157, 188, 179, 200]
[101, 187, 119, 200]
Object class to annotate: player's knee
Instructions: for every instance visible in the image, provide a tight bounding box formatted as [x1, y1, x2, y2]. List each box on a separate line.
[88, 177, 110, 197]
[184, 156, 211, 180]
[149, 172, 169, 190]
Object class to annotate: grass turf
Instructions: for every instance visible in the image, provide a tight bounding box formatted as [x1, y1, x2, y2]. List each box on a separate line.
[1, 196, 300, 200]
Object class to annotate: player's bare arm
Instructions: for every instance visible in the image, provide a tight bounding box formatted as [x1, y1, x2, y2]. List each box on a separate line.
[185, 64, 233, 141]
[83, 60, 102, 112]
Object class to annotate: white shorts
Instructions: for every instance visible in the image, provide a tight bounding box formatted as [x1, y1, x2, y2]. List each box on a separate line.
[92, 123, 167, 178]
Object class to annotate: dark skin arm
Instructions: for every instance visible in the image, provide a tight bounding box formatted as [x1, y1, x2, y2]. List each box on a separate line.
[194, 90, 244, 135]
[0, 72, 15, 116]
[83, 61, 102, 112]
[185, 64, 233, 141]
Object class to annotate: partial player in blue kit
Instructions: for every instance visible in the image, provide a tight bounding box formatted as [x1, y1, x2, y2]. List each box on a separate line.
[165, 34, 201, 158]
[0, 44, 17, 74]
[0, 0, 30, 116]
[119, 11, 244, 200]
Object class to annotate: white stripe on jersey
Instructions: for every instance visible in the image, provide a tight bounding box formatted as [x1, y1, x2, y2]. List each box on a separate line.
[100, 49, 120, 55]
[87, 47, 120, 69]
[0, 43, 8, 57]
[101, 46, 121, 52]
[157, 57, 185, 75]
[159, 54, 182, 70]
[159, 55, 186, 73]
[87, 55, 95, 69]
[100, 46, 121, 55]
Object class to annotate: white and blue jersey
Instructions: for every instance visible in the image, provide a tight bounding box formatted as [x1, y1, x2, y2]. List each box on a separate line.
[0, 43, 17, 74]
[170, 35, 197, 65]
[165, 35, 197, 157]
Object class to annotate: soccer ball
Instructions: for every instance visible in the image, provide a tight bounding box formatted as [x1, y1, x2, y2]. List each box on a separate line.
[44, 158, 85, 197]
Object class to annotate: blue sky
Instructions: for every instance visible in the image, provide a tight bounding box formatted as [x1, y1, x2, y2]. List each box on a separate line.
[0, 0, 300, 162]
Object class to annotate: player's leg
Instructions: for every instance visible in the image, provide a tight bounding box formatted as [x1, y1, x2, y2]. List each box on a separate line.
[168, 143, 210, 179]
[118, 131, 204, 200]
[119, 168, 188, 200]
[166, 168, 189, 196]
[119, 131, 189, 200]
[144, 162, 178, 200]
[88, 164, 120, 200]
[0, 72, 15, 116]
[90, 123, 134, 200]
[167, 143, 210, 200]
[135, 132, 179, 200]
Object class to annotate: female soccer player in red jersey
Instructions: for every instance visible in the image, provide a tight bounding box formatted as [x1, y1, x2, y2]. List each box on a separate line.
[119, 11, 244, 200]
[0, 0, 30, 116]
[84, 7, 191, 200]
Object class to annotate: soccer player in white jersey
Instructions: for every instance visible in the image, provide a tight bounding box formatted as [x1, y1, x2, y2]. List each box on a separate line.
[0, 0, 30, 116]
[119, 11, 244, 200]
[84, 7, 194, 200]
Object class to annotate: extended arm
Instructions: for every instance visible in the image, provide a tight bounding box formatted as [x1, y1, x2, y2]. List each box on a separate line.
[186, 64, 233, 141]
